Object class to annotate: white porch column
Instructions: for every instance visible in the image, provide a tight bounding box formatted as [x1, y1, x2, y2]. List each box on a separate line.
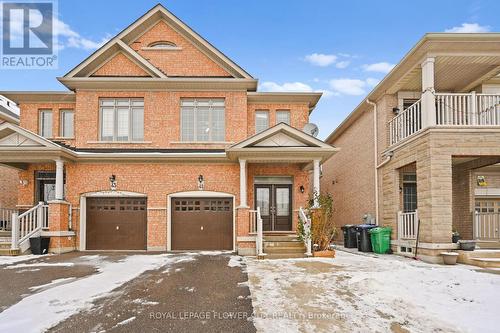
[313, 159, 321, 207]
[239, 159, 248, 207]
[55, 159, 64, 200]
[421, 57, 436, 127]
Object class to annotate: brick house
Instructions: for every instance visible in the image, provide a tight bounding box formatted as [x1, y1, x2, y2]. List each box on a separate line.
[0, 95, 19, 213]
[322, 34, 500, 263]
[0, 4, 336, 255]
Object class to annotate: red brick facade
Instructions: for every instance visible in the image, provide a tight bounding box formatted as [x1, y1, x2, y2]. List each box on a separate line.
[9, 6, 322, 254]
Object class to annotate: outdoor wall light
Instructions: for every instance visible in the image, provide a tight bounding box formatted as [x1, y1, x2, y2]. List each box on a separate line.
[198, 175, 205, 191]
[109, 175, 117, 191]
[19, 179, 28, 186]
[392, 107, 400, 115]
[299, 185, 305, 193]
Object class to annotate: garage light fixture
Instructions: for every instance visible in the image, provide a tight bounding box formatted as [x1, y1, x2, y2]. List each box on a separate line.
[299, 185, 305, 193]
[198, 175, 204, 191]
[109, 175, 117, 191]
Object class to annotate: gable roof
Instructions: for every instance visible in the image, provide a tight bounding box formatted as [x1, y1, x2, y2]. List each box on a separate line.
[62, 4, 252, 81]
[0, 122, 62, 149]
[229, 123, 334, 150]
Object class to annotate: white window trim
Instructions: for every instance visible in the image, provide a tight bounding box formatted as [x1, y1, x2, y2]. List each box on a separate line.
[180, 98, 225, 142]
[39, 109, 53, 138]
[276, 110, 291, 125]
[99, 98, 144, 142]
[255, 110, 269, 133]
[60, 109, 75, 139]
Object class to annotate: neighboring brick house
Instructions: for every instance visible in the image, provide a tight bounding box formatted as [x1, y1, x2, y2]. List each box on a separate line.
[323, 34, 500, 263]
[0, 5, 336, 255]
[0, 96, 20, 211]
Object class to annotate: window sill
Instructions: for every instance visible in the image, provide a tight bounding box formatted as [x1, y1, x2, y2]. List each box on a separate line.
[86, 141, 153, 144]
[170, 141, 234, 145]
[54, 137, 75, 140]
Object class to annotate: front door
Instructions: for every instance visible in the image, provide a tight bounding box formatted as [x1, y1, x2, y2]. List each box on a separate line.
[255, 184, 292, 231]
[35, 171, 57, 203]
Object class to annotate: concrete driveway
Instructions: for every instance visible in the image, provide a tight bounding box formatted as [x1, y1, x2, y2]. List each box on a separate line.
[0, 252, 256, 333]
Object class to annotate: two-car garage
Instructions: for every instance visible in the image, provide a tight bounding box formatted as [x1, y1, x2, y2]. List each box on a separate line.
[84, 195, 234, 251]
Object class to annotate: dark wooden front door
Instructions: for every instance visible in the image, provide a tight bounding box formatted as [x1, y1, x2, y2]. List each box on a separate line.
[86, 197, 147, 250]
[171, 198, 233, 250]
[255, 184, 292, 231]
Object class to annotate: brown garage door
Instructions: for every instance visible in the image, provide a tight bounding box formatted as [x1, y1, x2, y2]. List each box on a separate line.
[86, 197, 147, 250]
[171, 197, 233, 250]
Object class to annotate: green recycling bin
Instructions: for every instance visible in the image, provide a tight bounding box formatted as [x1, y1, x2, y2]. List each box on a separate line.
[369, 227, 392, 254]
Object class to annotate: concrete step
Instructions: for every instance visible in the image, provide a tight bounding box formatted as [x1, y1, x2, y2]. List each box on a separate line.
[471, 258, 500, 268]
[263, 240, 304, 248]
[476, 241, 500, 249]
[0, 237, 11, 242]
[0, 248, 19, 256]
[264, 253, 307, 259]
[263, 246, 306, 254]
[0, 231, 11, 237]
[0, 242, 11, 249]
[263, 235, 299, 242]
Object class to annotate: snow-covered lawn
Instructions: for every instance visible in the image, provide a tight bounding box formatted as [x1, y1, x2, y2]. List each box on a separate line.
[245, 251, 500, 333]
[0, 253, 196, 333]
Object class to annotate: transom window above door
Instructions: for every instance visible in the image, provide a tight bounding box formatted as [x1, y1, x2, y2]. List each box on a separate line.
[180, 98, 225, 142]
[99, 98, 144, 142]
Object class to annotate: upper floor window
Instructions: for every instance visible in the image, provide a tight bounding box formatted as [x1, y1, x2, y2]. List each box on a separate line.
[255, 110, 269, 133]
[148, 41, 178, 49]
[276, 110, 291, 125]
[60, 110, 74, 138]
[39, 109, 53, 138]
[181, 98, 225, 142]
[99, 98, 144, 142]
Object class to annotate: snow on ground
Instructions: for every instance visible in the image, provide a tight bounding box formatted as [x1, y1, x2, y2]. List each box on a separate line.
[245, 251, 500, 333]
[0, 254, 46, 266]
[0, 253, 196, 333]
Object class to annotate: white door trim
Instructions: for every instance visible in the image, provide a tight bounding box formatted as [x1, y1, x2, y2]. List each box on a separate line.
[79, 190, 147, 251]
[167, 191, 236, 252]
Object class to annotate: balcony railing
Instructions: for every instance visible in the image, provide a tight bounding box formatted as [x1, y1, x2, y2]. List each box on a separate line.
[389, 99, 422, 145]
[389, 93, 500, 145]
[474, 211, 500, 241]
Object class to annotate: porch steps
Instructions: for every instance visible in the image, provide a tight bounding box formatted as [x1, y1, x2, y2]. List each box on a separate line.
[476, 241, 500, 249]
[457, 249, 500, 268]
[0, 231, 19, 256]
[263, 235, 307, 259]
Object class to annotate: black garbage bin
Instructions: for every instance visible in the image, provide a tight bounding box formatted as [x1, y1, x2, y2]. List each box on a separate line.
[356, 224, 377, 252]
[30, 236, 50, 255]
[341, 225, 357, 248]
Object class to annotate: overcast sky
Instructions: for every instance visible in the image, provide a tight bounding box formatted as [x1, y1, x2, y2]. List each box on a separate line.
[1, 0, 498, 138]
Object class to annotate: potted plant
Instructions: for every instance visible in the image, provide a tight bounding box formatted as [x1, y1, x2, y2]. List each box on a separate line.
[441, 252, 459, 265]
[299, 192, 337, 258]
[452, 230, 460, 243]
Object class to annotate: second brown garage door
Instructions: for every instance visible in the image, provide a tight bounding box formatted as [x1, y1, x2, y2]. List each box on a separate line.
[171, 197, 233, 250]
[86, 197, 147, 250]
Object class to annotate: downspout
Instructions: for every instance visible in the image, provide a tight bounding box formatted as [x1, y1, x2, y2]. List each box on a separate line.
[367, 99, 389, 226]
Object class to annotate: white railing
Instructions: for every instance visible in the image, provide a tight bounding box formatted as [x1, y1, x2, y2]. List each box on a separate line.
[436, 93, 500, 126]
[389, 93, 500, 145]
[250, 208, 265, 257]
[389, 99, 422, 145]
[398, 210, 419, 240]
[11, 202, 47, 250]
[474, 211, 500, 240]
[0, 208, 17, 230]
[298, 207, 312, 256]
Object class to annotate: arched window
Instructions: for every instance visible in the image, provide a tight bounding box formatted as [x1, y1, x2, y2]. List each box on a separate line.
[147, 41, 177, 49]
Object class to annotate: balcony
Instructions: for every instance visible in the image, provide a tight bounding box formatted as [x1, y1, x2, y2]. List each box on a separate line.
[389, 93, 500, 145]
